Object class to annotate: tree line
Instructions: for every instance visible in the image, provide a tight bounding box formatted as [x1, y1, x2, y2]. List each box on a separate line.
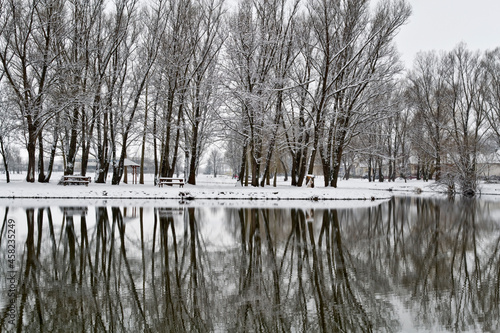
[0, 0, 499, 195]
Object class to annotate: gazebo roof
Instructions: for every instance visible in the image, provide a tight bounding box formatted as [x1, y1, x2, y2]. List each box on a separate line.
[123, 158, 140, 167]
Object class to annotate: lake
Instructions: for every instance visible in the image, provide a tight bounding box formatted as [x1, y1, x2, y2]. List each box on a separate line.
[1, 196, 499, 332]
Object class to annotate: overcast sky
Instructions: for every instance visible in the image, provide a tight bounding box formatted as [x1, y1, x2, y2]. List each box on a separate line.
[394, 0, 500, 68]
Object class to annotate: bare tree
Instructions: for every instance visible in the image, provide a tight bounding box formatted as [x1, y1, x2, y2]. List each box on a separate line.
[91, 0, 134, 183]
[225, 0, 300, 187]
[111, 0, 166, 185]
[314, 0, 411, 187]
[225, 0, 274, 187]
[0, 90, 18, 182]
[206, 148, 222, 177]
[0, 85, 13, 181]
[442, 45, 489, 196]
[0, 0, 65, 182]
[152, 0, 198, 181]
[282, 0, 411, 187]
[483, 48, 500, 146]
[258, 0, 300, 187]
[185, 0, 226, 185]
[406, 51, 452, 181]
[283, 14, 315, 186]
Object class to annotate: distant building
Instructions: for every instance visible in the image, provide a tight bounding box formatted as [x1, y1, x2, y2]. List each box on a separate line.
[478, 150, 500, 178]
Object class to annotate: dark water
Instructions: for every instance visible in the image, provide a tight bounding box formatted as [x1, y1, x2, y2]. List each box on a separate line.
[1, 196, 499, 332]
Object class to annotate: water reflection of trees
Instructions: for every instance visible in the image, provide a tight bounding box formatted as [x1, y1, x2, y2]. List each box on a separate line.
[0, 199, 499, 332]
[345, 197, 500, 332]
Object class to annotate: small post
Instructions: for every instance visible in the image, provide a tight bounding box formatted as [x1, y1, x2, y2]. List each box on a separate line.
[306, 174, 315, 188]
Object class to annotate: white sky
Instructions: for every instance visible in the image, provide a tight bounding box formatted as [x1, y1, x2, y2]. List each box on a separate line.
[394, 0, 500, 68]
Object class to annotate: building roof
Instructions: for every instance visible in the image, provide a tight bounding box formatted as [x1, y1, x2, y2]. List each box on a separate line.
[123, 158, 140, 167]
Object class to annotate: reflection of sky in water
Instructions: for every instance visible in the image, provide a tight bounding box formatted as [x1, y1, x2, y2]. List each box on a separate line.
[1, 197, 500, 332]
[1, 205, 244, 252]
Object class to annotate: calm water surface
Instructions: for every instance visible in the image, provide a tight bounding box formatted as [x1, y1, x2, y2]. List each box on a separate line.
[1, 196, 499, 332]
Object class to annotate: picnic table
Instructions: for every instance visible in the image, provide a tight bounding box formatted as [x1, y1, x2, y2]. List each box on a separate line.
[59, 175, 92, 186]
[157, 177, 185, 187]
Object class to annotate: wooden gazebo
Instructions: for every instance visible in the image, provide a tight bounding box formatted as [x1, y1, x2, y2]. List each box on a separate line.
[123, 159, 140, 184]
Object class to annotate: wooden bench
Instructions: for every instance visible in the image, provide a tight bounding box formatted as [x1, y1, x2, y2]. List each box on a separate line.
[60, 175, 92, 186]
[157, 177, 185, 187]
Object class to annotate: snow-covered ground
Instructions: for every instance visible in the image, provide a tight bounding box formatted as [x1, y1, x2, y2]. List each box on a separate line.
[1, 172, 499, 206]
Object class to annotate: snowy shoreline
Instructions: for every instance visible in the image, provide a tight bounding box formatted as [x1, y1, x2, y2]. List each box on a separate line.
[2, 173, 499, 205]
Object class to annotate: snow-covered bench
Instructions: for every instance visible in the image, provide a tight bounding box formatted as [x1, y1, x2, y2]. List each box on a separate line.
[158, 177, 185, 187]
[59, 175, 92, 186]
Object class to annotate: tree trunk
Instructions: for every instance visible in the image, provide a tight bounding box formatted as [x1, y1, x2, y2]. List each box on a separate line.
[26, 134, 36, 183]
[159, 97, 174, 178]
[96, 103, 110, 183]
[188, 116, 199, 185]
[280, 158, 288, 182]
[64, 106, 80, 176]
[388, 161, 393, 182]
[0, 136, 10, 183]
[331, 146, 344, 188]
[109, 106, 118, 184]
[153, 106, 159, 183]
[111, 149, 125, 185]
[377, 158, 384, 182]
[123, 152, 128, 184]
[260, 90, 283, 187]
[260, 144, 275, 187]
[159, 138, 171, 178]
[416, 156, 421, 180]
[245, 153, 250, 187]
[321, 154, 331, 187]
[273, 166, 277, 187]
[140, 82, 149, 185]
[368, 156, 373, 182]
[81, 111, 88, 176]
[238, 144, 247, 186]
[37, 131, 46, 183]
[251, 144, 261, 187]
[81, 112, 96, 177]
[435, 152, 441, 181]
[44, 133, 58, 182]
[290, 152, 298, 186]
[344, 164, 351, 180]
[168, 103, 184, 178]
[297, 150, 308, 187]
[251, 155, 259, 187]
